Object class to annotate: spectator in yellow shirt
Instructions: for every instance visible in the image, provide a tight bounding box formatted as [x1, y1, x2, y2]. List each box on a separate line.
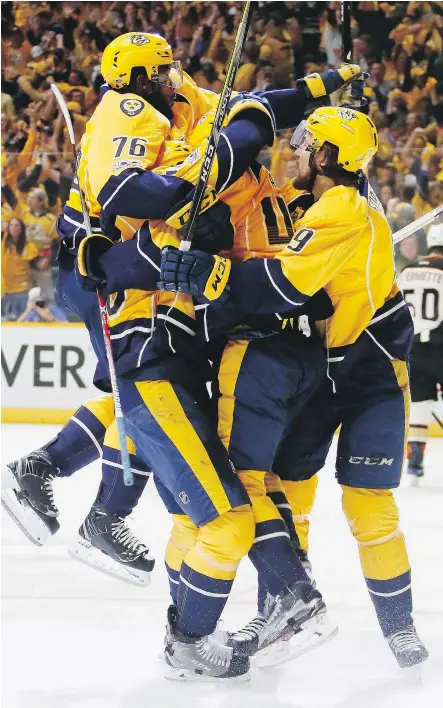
[2, 104, 39, 194]
[2, 26, 32, 74]
[21, 188, 57, 297]
[234, 42, 260, 92]
[270, 131, 294, 186]
[1, 218, 39, 320]
[54, 70, 95, 115]
[53, 100, 88, 157]
[259, 16, 294, 88]
[1, 180, 22, 231]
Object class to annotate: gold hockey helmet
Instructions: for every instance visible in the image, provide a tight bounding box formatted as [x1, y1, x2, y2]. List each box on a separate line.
[101, 33, 183, 90]
[290, 106, 378, 172]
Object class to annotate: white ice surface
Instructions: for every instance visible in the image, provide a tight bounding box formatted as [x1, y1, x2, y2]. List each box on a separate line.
[2, 425, 443, 708]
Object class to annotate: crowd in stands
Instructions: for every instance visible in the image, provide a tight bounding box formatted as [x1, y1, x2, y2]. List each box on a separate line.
[2, 1, 442, 320]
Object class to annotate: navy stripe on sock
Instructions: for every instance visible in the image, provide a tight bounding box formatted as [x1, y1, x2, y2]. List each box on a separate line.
[249, 518, 308, 597]
[366, 571, 411, 597]
[102, 445, 151, 476]
[97, 447, 149, 515]
[365, 570, 413, 637]
[73, 406, 107, 444]
[177, 562, 233, 637]
[254, 518, 290, 542]
[47, 406, 106, 476]
[165, 562, 179, 604]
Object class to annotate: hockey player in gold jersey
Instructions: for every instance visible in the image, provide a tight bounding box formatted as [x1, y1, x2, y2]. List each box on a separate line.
[161, 106, 429, 669]
[77, 36, 330, 682]
[4, 32, 368, 678]
[73, 35, 372, 679]
[68, 41, 368, 672]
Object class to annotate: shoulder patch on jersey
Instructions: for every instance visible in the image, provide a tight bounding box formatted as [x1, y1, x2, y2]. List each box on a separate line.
[113, 159, 144, 172]
[120, 98, 144, 117]
[186, 147, 201, 166]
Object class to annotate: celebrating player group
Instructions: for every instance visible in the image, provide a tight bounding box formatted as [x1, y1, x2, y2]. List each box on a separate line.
[3, 27, 433, 683]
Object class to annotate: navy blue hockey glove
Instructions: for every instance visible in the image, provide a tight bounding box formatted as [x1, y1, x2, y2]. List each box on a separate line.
[76, 233, 113, 291]
[99, 212, 124, 243]
[191, 200, 235, 254]
[159, 246, 231, 302]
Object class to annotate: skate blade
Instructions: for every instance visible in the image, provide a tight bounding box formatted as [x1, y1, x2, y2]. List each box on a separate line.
[2, 462, 17, 490]
[1, 487, 57, 546]
[408, 475, 421, 488]
[69, 538, 151, 587]
[400, 662, 425, 684]
[164, 663, 251, 684]
[255, 616, 338, 668]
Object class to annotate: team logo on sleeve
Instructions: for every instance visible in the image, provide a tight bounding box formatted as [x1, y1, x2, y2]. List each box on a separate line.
[186, 147, 200, 165]
[120, 98, 144, 117]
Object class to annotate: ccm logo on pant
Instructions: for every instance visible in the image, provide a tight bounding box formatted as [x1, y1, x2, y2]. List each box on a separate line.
[349, 456, 394, 466]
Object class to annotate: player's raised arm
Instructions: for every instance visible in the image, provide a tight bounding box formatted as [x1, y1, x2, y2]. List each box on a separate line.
[160, 107, 378, 316]
[260, 63, 367, 130]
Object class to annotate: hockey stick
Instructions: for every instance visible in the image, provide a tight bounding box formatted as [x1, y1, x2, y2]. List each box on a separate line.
[51, 83, 134, 486]
[180, 0, 252, 251]
[341, 1, 353, 62]
[393, 205, 443, 245]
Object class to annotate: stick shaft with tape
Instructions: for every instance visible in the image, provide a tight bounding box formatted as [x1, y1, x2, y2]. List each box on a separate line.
[341, 1, 353, 62]
[51, 84, 133, 486]
[393, 206, 443, 244]
[180, 1, 252, 251]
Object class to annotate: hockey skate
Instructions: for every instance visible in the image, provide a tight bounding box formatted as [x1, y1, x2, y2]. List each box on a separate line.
[227, 585, 337, 668]
[1, 450, 60, 545]
[387, 626, 429, 668]
[164, 605, 250, 683]
[407, 442, 425, 486]
[69, 506, 154, 586]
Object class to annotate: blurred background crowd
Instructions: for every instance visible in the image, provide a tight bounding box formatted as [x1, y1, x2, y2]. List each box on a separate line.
[2, 1, 443, 321]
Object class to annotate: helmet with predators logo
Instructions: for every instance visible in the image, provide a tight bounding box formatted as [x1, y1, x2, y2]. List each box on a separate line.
[101, 32, 182, 90]
[306, 106, 378, 172]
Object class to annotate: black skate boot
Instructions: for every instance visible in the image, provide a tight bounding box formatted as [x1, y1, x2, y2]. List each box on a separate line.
[1, 449, 60, 545]
[387, 626, 429, 668]
[164, 605, 250, 683]
[407, 442, 425, 485]
[227, 615, 267, 656]
[69, 506, 154, 586]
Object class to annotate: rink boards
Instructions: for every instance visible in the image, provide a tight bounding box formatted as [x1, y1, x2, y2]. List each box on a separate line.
[1, 323, 97, 423]
[1, 322, 442, 434]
